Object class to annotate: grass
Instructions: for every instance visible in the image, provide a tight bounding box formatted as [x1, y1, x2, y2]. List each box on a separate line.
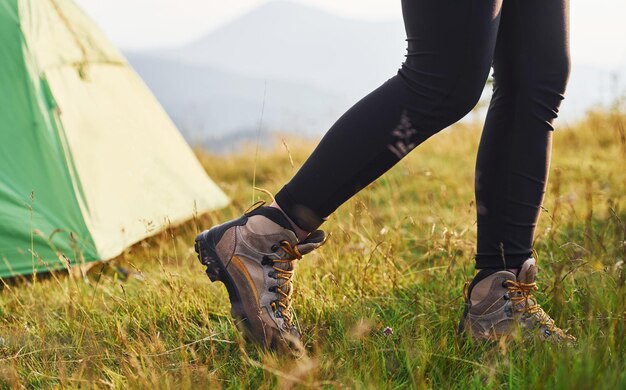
[1, 107, 625, 388]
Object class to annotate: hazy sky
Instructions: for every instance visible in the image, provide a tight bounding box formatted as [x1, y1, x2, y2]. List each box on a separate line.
[76, 0, 625, 69]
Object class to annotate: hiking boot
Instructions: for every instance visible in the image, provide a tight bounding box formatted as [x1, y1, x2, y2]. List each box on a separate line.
[194, 205, 326, 354]
[458, 258, 576, 343]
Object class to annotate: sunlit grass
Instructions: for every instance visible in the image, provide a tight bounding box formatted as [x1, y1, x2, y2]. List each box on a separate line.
[1, 107, 625, 388]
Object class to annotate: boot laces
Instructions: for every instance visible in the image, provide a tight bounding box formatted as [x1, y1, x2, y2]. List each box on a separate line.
[505, 280, 574, 340]
[269, 240, 302, 328]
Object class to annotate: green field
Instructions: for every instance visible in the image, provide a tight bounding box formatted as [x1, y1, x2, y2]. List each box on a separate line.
[1, 108, 625, 388]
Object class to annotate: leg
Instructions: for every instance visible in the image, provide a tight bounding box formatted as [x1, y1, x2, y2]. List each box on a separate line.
[276, 0, 503, 232]
[197, 0, 505, 352]
[475, 0, 571, 269]
[461, 0, 575, 343]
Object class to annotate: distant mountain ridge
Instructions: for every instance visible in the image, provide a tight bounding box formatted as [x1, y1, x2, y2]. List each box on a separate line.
[159, 0, 406, 95]
[127, 53, 348, 143]
[125, 0, 626, 150]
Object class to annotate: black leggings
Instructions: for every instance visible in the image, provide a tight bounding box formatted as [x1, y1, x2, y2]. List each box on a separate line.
[275, 0, 570, 269]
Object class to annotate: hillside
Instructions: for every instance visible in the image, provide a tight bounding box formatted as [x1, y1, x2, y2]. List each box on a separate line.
[1, 108, 625, 387]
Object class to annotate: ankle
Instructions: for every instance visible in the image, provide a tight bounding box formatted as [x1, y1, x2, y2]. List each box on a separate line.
[270, 201, 311, 241]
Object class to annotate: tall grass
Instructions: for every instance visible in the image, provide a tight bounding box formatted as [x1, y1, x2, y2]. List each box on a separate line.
[1, 107, 625, 388]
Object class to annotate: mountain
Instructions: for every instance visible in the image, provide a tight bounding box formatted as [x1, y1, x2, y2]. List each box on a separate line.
[156, 0, 406, 97]
[127, 53, 349, 145]
[125, 1, 406, 149]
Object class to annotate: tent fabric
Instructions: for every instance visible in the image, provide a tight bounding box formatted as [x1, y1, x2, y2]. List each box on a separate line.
[0, 0, 229, 277]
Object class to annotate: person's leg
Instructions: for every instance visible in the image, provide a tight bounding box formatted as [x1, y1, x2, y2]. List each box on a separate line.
[475, 0, 570, 269]
[461, 0, 575, 343]
[198, 0, 505, 352]
[275, 0, 503, 234]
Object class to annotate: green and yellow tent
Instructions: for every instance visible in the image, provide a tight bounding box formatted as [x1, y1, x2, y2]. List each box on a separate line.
[0, 0, 229, 277]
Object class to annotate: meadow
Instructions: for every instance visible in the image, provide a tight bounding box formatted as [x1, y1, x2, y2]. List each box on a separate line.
[1, 107, 625, 388]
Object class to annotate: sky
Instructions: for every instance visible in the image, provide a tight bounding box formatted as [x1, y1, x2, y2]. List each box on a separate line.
[76, 0, 626, 69]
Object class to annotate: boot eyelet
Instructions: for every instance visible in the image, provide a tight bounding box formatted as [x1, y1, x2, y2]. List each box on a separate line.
[271, 244, 280, 252]
[268, 271, 277, 279]
[261, 256, 271, 266]
[503, 293, 510, 300]
[269, 286, 277, 293]
[502, 281, 509, 288]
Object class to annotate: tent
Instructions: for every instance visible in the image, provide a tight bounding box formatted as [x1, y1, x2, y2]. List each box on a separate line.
[0, 0, 229, 277]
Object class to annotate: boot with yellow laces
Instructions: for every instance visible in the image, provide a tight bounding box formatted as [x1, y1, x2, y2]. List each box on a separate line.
[195, 204, 326, 354]
[459, 258, 576, 343]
